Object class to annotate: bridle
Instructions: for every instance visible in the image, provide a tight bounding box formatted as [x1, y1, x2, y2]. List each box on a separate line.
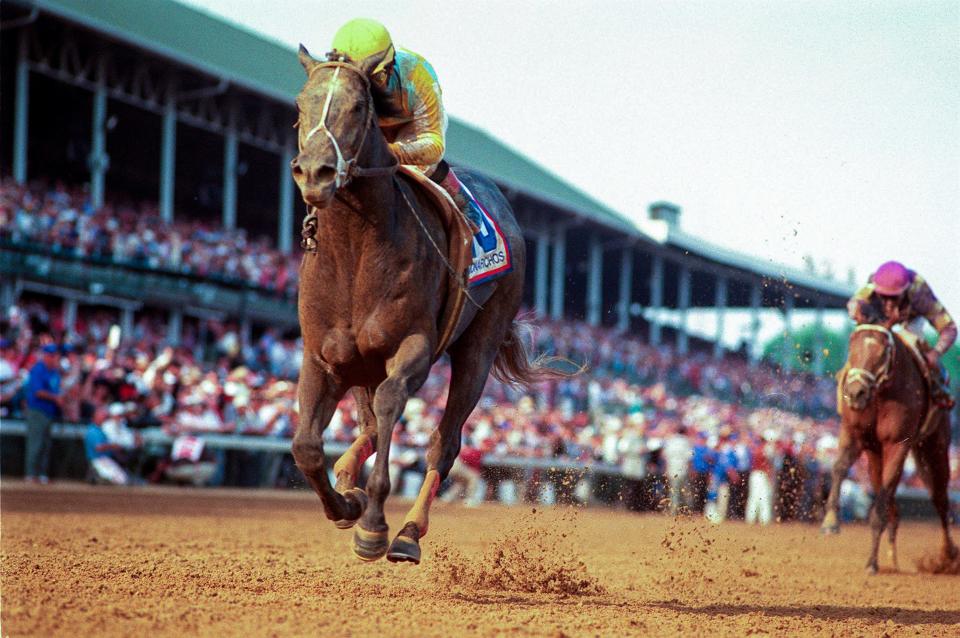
[296, 59, 398, 190]
[842, 324, 895, 406]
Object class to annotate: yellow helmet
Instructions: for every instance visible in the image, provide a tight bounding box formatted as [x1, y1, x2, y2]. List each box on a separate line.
[331, 18, 395, 75]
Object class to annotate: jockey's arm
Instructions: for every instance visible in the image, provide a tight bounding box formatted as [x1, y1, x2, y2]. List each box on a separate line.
[846, 284, 878, 324]
[386, 62, 446, 169]
[911, 277, 957, 356]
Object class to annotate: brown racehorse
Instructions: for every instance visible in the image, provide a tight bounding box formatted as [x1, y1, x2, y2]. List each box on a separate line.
[289, 46, 560, 564]
[822, 324, 957, 573]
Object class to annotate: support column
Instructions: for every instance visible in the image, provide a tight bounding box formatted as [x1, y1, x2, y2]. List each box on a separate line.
[222, 111, 238, 230]
[240, 317, 252, 349]
[89, 57, 109, 210]
[121, 306, 135, 340]
[713, 276, 728, 360]
[781, 293, 795, 372]
[649, 253, 664, 345]
[278, 137, 295, 253]
[616, 248, 633, 333]
[586, 235, 602, 326]
[0, 278, 14, 310]
[534, 230, 549, 317]
[813, 301, 825, 375]
[749, 282, 762, 368]
[550, 226, 566, 320]
[167, 309, 183, 346]
[13, 29, 29, 184]
[63, 298, 78, 336]
[677, 265, 691, 355]
[159, 87, 177, 224]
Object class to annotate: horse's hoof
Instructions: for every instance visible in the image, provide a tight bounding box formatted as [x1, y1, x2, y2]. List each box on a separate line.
[352, 526, 389, 562]
[821, 524, 840, 535]
[335, 488, 368, 530]
[865, 564, 878, 576]
[386, 523, 422, 565]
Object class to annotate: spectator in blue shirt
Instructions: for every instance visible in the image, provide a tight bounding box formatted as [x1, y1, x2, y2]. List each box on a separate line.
[23, 344, 62, 483]
[689, 432, 716, 513]
[83, 406, 132, 485]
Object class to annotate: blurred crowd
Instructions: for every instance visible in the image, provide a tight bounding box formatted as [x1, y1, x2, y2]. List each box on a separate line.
[0, 178, 300, 297]
[1, 178, 957, 521]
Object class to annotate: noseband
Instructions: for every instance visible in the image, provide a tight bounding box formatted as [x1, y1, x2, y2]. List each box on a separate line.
[297, 59, 397, 189]
[842, 324, 895, 406]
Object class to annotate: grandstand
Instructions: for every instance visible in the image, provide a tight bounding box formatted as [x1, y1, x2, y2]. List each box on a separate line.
[13, 0, 939, 509]
[1, 0, 852, 373]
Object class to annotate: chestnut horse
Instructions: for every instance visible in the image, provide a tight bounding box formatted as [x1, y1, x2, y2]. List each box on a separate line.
[822, 324, 956, 573]
[289, 47, 558, 564]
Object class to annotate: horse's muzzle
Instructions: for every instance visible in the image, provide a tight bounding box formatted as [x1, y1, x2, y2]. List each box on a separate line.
[292, 156, 338, 207]
[843, 380, 871, 411]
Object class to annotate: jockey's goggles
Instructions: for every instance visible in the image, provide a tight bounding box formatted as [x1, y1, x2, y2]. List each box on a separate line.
[370, 45, 395, 88]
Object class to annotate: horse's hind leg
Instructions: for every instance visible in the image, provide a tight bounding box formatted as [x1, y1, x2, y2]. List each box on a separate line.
[354, 334, 432, 561]
[916, 416, 958, 561]
[292, 359, 365, 524]
[331, 387, 377, 528]
[387, 308, 510, 564]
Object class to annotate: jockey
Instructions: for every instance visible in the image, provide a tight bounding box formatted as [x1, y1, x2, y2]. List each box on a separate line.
[847, 260, 956, 407]
[329, 18, 482, 229]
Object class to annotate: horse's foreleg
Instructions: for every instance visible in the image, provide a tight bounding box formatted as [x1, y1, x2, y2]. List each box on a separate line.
[866, 442, 909, 574]
[333, 388, 376, 489]
[292, 361, 364, 524]
[354, 335, 432, 562]
[821, 431, 861, 534]
[887, 498, 901, 571]
[387, 322, 504, 564]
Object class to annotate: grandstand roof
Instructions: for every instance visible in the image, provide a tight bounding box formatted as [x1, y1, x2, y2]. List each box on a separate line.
[27, 0, 635, 233]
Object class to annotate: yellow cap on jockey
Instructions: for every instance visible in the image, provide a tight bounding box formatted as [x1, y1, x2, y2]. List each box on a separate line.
[331, 18, 395, 75]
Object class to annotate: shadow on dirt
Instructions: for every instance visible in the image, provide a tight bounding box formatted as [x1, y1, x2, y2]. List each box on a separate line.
[648, 601, 960, 626]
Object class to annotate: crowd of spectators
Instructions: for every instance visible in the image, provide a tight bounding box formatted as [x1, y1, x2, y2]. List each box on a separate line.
[1, 178, 957, 521]
[0, 178, 300, 298]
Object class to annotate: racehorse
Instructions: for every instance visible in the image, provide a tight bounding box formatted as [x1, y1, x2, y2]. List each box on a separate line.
[289, 46, 561, 564]
[822, 324, 957, 573]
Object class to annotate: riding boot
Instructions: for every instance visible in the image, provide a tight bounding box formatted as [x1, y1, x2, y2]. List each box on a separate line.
[438, 168, 482, 233]
[931, 363, 955, 409]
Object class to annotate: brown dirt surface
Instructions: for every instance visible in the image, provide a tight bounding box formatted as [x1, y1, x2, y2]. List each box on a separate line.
[2, 482, 958, 637]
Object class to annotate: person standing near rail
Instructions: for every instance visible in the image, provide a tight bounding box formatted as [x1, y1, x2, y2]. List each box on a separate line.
[23, 343, 63, 483]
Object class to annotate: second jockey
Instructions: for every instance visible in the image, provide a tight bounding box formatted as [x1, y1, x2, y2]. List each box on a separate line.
[329, 18, 482, 229]
[847, 260, 956, 407]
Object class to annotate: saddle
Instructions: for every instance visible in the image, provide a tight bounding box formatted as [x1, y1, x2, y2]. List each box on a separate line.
[397, 165, 474, 359]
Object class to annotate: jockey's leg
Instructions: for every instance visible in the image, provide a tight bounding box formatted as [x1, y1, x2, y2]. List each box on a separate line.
[438, 167, 482, 231]
[930, 362, 955, 408]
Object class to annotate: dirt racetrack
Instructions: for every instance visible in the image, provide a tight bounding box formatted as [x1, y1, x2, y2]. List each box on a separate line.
[2, 482, 958, 637]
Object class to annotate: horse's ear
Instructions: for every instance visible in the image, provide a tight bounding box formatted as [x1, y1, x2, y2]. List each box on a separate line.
[298, 44, 319, 75]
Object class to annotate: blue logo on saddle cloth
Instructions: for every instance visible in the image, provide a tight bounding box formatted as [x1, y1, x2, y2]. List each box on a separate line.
[467, 202, 513, 287]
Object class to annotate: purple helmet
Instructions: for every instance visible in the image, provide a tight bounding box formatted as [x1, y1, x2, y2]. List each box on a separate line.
[872, 261, 911, 296]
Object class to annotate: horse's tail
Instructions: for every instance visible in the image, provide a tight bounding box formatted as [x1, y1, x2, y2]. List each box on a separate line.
[491, 317, 584, 388]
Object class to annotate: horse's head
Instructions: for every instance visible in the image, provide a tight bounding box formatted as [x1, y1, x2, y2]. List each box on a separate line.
[842, 325, 894, 411]
[291, 45, 378, 208]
